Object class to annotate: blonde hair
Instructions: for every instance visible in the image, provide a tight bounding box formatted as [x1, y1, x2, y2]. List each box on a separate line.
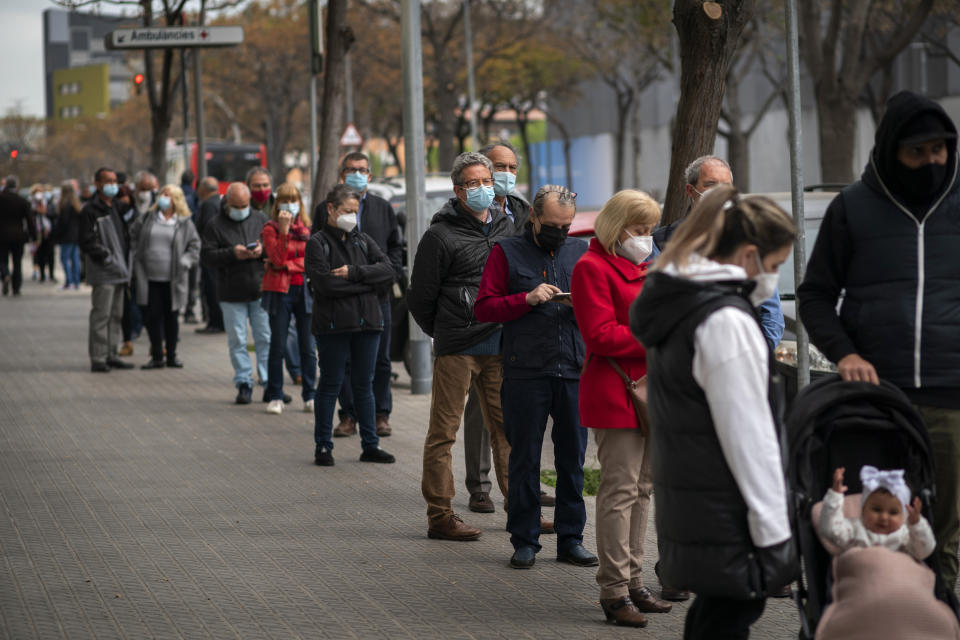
[270, 182, 311, 228]
[594, 190, 662, 254]
[655, 185, 796, 271]
[156, 184, 191, 218]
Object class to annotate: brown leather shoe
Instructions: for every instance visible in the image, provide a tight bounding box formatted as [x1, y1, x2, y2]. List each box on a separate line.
[469, 492, 495, 513]
[629, 586, 672, 613]
[427, 514, 482, 541]
[600, 597, 648, 628]
[540, 491, 556, 507]
[333, 416, 357, 437]
[376, 415, 392, 437]
[540, 517, 555, 535]
[660, 584, 691, 601]
[118, 341, 133, 357]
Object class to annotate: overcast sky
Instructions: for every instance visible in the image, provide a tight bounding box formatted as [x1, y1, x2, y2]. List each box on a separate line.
[1, 0, 46, 117]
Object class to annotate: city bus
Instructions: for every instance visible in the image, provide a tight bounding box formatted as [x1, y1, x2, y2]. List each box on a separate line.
[166, 141, 267, 194]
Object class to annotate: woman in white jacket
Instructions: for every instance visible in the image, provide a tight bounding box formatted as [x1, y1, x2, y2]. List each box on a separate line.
[630, 185, 798, 639]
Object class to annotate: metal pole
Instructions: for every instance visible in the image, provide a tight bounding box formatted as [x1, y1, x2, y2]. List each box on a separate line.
[463, 0, 479, 150]
[344, 51, 354, 127]
[310, 74, 318, 196]
[785, 0, 809, 388]
[181, 48, 189, 174]
[402, 0, 432, 394]
[193, 4, 207, 180]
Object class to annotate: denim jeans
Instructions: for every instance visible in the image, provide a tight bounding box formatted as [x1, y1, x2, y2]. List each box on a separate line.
[263, 286, 316, 402]
[503, 377, 587, 553]
[60, 243, 81, 286]
[314, 331, 381, 452]
[285, 318, 301, 380]
[337, 300, 393, 419]
[219, 299, 271, 388]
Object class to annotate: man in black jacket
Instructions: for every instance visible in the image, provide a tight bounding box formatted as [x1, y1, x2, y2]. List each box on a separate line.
[200, 182, 271, 405]
[798, 90, 960, 588]
[313, 152, 404, 438]
[194, 177, 225, 334]
[79, 168, 135, 372]
[0, 175, 33, 296]
[408, 151, 513, 541]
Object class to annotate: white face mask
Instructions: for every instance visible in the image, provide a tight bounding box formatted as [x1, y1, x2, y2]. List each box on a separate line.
[136, 191, 152, 212]
[750, 252, 779, 306]
[616, 232, 653, 264]
[335, 212, 357, 232]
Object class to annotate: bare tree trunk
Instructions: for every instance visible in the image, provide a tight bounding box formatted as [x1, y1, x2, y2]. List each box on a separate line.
[546, 111, 574, 191]
[614, 90, 634, 192]
[515, 111, 534, 195]
[815, 91, 858, 185]
[312, 0, 353, 208]
[727, 128, 749, 192]
[434, 87, 459, 171]
[662, 0, 754, 225]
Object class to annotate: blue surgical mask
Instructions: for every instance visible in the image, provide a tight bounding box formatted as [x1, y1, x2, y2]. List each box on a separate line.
[101, 183, 119, 198]
[228, 206, 250, 221]
[344, 172, 368, 192]
[279, 202, 300, 216]
[156, 195, 171, 211]
[464, 185, 495, 213]
[493, 171, 516, 197]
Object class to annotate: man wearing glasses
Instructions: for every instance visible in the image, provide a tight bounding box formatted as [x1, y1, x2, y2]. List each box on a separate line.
[313, 152, 404, 438]
[408, 151, 513, 541]
[475, 185, 597, 569]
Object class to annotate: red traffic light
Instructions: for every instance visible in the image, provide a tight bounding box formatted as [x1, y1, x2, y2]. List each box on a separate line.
[9, 149, 18, 160]
[133, 73, 144, 85]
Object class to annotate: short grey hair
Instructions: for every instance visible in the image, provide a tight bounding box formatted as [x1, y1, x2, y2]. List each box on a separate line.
[133, 170, 157, 188]
[245, 166, 271, 185]
[199, 176, 219, 194]
[479, 140, 521, 163]
[450, 152, 492, 186]
[4, 175, 18, 190]
[684, 155, 732, 186]
[532, 185, 576, 217]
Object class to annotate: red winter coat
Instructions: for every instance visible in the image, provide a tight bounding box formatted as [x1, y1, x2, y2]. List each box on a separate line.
[571, 237, 649, 429]
[261, 219, 310, 293]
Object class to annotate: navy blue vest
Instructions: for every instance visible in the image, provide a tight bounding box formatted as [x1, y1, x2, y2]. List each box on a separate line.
[498, 232, 587, 379]
[839, 161, 960, 389]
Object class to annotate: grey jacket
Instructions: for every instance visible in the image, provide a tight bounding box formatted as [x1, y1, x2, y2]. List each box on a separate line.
[130, 211, 201, 312]
[79, 196, 131, 286]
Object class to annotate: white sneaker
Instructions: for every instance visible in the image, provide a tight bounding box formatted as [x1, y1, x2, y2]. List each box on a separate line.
[266, 399, 284, 415]
[304, 399, 315, 413]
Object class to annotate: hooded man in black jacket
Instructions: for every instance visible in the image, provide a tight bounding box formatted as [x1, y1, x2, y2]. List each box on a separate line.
[200, 181, 271, 405]
[0, 175, 33, 296]
[798, 90, 960, 587]
[408, 151, 513, 541]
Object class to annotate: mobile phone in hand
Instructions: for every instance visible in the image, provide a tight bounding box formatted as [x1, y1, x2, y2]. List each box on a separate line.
[552, 292, 571, 302]
[246, 241, 259, 250]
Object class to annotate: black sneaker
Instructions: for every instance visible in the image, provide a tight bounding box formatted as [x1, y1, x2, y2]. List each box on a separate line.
[315, 446, 334, 466]
[107, 358, 135, 369]
[360, 447, 396, 464]
[235, 383, 253, 405]
[90, 361, 110, 372]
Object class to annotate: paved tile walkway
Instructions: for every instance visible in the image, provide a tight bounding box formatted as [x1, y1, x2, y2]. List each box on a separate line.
[1, 271, 800, 638]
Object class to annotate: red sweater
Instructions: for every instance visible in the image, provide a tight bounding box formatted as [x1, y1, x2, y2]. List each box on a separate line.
[571, 237, 648, 429]
[260, 219, 310, 292]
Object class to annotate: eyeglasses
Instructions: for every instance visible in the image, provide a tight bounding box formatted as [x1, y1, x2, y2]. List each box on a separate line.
[459, 178, 494, 189]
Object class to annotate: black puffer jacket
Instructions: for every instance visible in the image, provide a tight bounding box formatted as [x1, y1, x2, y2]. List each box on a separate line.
[305, 223, 395, 335]
[631, 271, 796, 600]
[407, 198, 512, 355]
[199, 207, 269, 303]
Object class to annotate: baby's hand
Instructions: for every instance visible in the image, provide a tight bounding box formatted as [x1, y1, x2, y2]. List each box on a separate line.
[832, 467, 848, 494]
[907, 496, 922, 525]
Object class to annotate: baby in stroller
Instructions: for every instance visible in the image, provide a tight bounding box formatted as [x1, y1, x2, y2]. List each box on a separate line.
[817, 465, 934, 561]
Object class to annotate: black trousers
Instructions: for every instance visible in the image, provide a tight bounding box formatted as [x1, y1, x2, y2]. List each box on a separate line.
[142, 280, 179, 361]
[199, 265, 223, 329]
[683, 595, 766, 640]
[0, 241, 24, 293]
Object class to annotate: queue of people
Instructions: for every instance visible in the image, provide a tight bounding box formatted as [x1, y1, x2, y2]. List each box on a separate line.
[4, 89, 960, 638]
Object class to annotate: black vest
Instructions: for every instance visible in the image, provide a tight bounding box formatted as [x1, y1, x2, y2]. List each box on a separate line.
[645, 278, 793, 599]
[498, 232, 587, 379]
[839, 164, 960, 389]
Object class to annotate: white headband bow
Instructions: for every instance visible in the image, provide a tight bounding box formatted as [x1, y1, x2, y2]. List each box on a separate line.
[860, 465, 911, 510]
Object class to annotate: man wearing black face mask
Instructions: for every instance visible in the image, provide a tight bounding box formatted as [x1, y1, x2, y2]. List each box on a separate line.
[475, 185, 596, 569]
[799, 90, 960, 588]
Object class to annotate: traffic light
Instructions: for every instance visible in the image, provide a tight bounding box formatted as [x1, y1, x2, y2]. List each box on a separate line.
[133, 73, 144, 95]
[9, 148, 18, 160]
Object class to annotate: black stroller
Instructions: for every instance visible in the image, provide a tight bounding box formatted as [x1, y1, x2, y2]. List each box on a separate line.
[784, 373, 960, 639]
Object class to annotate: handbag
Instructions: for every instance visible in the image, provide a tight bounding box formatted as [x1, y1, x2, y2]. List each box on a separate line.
[606, 357, 650, 437]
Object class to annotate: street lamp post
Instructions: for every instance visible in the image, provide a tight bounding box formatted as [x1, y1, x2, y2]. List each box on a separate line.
[463, 0, 479, 150]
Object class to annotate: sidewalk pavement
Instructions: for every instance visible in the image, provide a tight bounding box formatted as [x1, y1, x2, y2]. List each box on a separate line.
[0, 271, 801, 639]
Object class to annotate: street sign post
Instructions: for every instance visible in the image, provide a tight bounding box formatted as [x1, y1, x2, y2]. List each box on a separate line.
[105, 26, 243, 50]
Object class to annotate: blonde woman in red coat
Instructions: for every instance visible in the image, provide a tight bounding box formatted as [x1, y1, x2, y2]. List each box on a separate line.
[261, 182, 316, 415]
[571, 190, 670, 628]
